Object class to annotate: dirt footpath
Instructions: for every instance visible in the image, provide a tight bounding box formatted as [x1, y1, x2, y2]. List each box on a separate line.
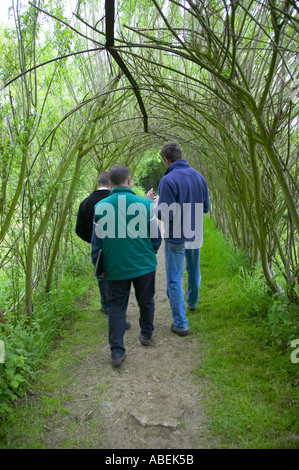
[45, 243, 215, 449]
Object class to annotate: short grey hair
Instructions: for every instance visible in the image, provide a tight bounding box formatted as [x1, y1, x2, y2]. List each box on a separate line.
[97, 171, 110, 187]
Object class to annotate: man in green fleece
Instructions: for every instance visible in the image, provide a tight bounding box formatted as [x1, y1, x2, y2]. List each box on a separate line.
[91, 164, 161, 367]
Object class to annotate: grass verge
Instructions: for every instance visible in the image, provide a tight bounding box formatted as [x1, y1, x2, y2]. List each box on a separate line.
[186, 216, 299, 449]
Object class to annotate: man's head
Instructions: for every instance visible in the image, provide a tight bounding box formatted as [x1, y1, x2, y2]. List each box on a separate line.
[109, 164, 131, 187]
[160, 142, 183, 165]
[97, 171, 111, 188]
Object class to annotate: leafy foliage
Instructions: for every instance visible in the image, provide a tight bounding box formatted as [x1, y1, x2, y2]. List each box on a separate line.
[0, 0, 298, 421]
[134, 151, 165, 193]
[0, 251, 91, 417]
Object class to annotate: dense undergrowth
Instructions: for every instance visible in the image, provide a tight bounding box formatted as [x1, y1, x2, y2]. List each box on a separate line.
[0, 246, 93, 416]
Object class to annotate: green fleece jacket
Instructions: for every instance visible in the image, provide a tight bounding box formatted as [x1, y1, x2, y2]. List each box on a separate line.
[91, 187, 161, 281]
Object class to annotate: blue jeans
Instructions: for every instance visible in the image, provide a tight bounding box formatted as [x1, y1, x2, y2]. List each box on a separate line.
[164, 241, 201, 331]
[97, 277, 109, 313]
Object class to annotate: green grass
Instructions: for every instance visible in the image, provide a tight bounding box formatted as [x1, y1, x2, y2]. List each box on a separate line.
[186, 216, 299, 449]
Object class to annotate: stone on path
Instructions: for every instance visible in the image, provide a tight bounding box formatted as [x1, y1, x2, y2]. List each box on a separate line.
[131, 402, 184, 429]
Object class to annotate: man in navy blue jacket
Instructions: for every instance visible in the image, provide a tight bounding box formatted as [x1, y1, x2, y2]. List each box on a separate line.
[147, 142, 210, 336]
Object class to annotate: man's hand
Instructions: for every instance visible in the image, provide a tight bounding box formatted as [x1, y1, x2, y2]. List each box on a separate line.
[147, 188, 156, 201]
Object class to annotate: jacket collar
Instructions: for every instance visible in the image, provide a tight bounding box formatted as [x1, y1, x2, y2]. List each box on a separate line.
[164, 159, 190, 175]
[110, 186, 136, 195]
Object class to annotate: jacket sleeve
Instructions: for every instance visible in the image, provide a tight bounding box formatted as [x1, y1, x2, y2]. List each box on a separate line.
[155, 178, 177, 222]
[75, 202, 91, 243]
[91, 216, 102, 266]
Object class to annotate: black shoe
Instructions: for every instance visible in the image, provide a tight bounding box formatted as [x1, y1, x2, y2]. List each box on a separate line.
[111, 352, 126, 367]
[187, 306, 196, 311]
[171, 324, 188, 336]
[139, 334, 152, 346]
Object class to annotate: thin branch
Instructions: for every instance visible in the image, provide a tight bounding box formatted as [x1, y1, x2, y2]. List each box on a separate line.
[1, 48, 105, 90]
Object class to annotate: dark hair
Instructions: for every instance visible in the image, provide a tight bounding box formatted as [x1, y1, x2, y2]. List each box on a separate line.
[109, 164, 130, 186]
[160, 142, 183, 162]
[97, 171, 110, 187]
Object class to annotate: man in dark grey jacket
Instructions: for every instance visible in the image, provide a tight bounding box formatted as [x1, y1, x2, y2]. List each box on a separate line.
[76, 172, 111, 243]
[76, 172, 111, 314]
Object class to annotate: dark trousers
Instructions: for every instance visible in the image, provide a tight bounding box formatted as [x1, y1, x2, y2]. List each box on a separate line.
[97, 277, 109, 313]
[107, 271, 156, 356]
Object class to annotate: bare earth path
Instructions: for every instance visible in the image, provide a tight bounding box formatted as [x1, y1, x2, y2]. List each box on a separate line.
[44, 243, 217, 449]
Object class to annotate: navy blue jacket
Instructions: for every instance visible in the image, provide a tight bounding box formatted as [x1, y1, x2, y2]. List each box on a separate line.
[156, 159, 210, 243]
